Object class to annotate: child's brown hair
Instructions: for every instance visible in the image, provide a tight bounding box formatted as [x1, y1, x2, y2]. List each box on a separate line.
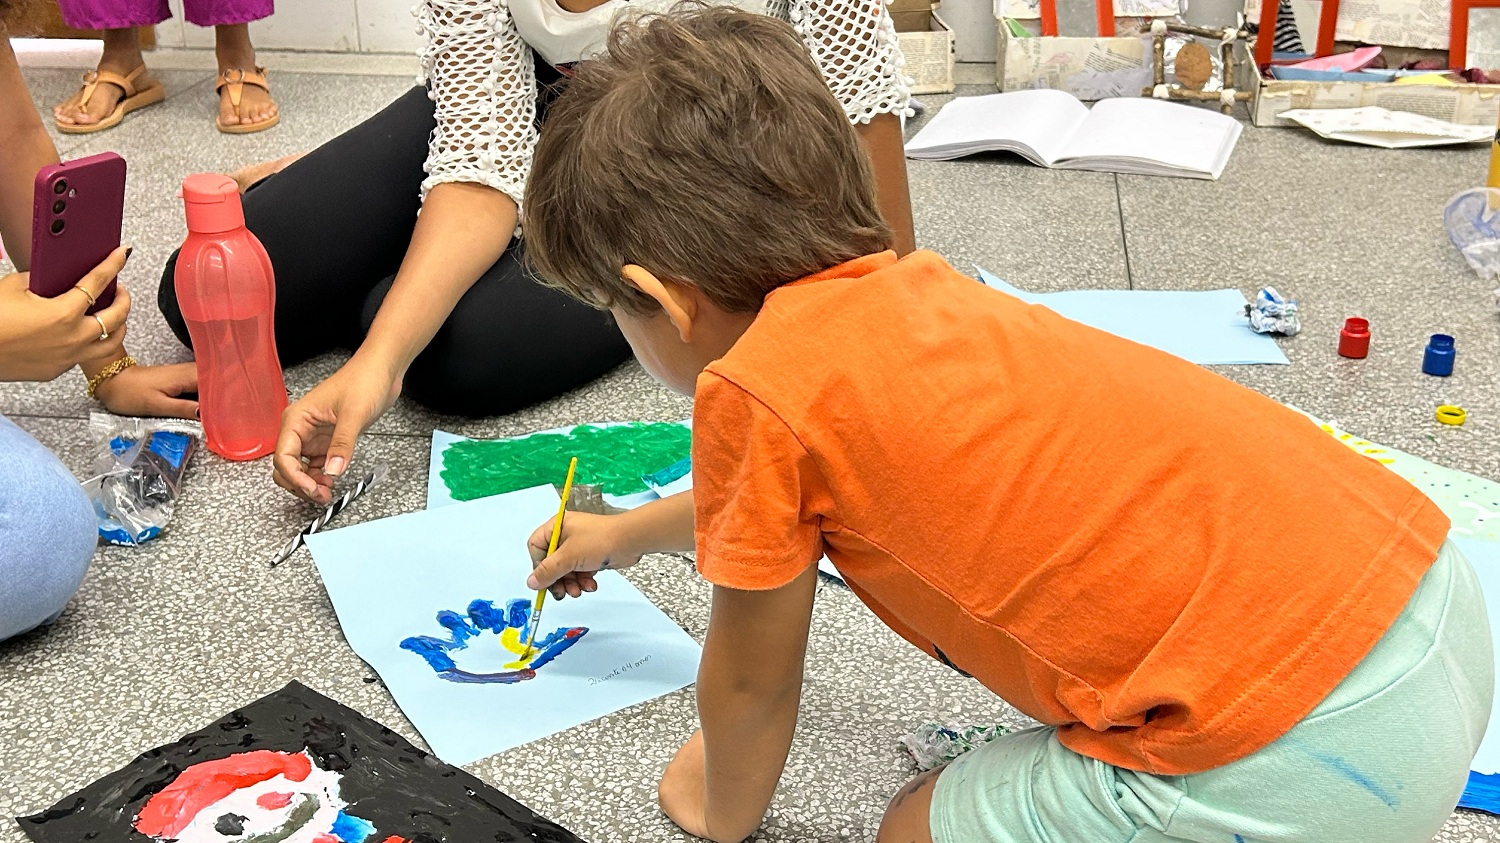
[523, 3, 893, 315]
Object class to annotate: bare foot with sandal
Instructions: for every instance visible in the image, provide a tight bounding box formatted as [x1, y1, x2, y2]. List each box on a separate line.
[212, 24, 278, 133]
[52, 51, 163, 134]
[53, 23, 277, 135]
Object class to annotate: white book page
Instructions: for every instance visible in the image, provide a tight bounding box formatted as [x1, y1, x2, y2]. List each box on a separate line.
[904, 89, 1091, 166]
[1055, 98, 1241, 176]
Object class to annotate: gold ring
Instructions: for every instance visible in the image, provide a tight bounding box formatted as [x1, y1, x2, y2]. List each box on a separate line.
[94, 314, 109, 341]
[1436, 405, 1467, 425]
[73, 285, 97, 307]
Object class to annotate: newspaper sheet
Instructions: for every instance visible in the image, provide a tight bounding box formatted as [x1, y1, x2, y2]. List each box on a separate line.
[1255, 80, 1500, 126]
[1001, 35, 1154, 100]
[1000, 0, 1182, 21]
[1244, 0, 1448, 49]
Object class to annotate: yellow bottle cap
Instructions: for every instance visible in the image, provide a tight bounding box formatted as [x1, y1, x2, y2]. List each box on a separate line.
[1436, 405, 1467, 425]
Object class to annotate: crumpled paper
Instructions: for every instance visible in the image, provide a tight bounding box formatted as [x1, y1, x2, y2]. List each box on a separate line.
[1245, 286, 1301, 336]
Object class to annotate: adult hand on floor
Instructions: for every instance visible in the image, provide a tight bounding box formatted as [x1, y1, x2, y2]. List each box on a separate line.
[273, 355, 402, 504]
[93, 362, 199, 419]
[0, 248, 130, 382]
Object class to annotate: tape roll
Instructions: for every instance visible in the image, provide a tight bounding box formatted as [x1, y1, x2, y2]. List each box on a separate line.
[1436, 405, 1467, 425]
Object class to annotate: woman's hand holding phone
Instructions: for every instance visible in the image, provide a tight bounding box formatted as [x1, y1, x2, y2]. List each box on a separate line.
[0, 245, 130, 382]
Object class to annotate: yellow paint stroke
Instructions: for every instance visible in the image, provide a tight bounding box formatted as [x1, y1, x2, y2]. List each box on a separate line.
[499, 626, 539, 670]
[1319, 423, 1397, 464]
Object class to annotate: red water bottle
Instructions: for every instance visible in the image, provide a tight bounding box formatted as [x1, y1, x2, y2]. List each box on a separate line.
[175, 173, 286, 460]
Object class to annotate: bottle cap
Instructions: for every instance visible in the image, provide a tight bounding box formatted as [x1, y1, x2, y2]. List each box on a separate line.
[182, 173, 245, 235]
[1436, 405, 1467, 425]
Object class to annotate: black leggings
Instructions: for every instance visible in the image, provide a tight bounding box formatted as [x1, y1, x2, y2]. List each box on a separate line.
[158, 85, 631, 418]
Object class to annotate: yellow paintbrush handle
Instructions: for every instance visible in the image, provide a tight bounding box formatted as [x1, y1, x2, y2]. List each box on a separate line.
[525, 457, 578, 656]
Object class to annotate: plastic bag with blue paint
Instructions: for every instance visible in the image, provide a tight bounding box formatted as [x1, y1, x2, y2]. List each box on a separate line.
[83, 412, 200, 546]
[1245, 286, 1300, 336]
[1446, 188, 1500, 281]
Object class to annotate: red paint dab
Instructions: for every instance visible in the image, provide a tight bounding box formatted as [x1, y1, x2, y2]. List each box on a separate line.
[134, 751, 312, 838]
[256, 791, 295, 810]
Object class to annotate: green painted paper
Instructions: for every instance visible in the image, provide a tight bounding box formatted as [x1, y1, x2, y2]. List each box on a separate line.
[440, 423, 692, 501]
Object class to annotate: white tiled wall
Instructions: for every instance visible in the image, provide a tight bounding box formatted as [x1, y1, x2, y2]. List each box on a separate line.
[945, 0, 1249, 62]
[149, 0, 1249, 59]
[156, 0, 421, 53]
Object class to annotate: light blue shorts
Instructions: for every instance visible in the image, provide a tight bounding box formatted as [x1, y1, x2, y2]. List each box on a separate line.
[931, 540, 1494, 843]
[0, 414, 97, 640]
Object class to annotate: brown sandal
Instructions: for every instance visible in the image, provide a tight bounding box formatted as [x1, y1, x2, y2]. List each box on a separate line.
[55, 65, 165, 135]
[216, 67, 280, 134]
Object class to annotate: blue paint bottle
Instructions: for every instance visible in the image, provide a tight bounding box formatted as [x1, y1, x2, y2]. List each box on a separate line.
[1422, 334, 1456, 377]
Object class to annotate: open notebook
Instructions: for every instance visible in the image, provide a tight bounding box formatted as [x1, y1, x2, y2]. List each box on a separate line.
[905, 89, 1243, 180]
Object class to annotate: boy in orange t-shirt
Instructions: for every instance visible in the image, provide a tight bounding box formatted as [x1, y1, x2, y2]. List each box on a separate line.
[519, 8, 1493, 843]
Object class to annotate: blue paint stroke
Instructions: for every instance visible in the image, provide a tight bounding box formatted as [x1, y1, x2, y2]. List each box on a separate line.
[438, 667, 536, 685]
[528, 627, 588, 669]
[330, 810, 376, 843]
[1311, 752, 1398, 809]
[1234, 836, 1246, 843]
[399, 597, 589, 685]
[1460, 771, 1500, 815]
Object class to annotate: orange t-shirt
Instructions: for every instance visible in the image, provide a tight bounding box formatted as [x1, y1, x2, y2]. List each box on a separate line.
[691, 250, 1448, 775]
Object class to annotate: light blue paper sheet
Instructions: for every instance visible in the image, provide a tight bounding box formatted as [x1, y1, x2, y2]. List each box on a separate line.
[307, 485, 701, 766]
[1458, 536, 1500, 813]
[977, 268, 1290, 365]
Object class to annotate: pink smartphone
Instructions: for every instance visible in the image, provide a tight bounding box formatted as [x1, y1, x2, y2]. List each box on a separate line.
[29, 152, 126, 314]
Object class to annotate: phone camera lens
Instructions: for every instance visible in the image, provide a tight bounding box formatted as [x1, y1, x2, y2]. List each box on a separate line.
[52, 199, 66, 214]
[53, 179, 68, 195]
[50, 219, 65, 235]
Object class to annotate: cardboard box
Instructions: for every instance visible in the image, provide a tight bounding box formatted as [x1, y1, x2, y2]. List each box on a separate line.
[897, 12, 956, 94]
[996, 20, 1154, 100]
[892, 8, 934, 31]
[1251, 73, 1500, 127]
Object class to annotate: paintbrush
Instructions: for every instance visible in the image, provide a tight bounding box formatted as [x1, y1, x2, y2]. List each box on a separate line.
[269, 463, 391, 567]
[524, 457, 578, 658]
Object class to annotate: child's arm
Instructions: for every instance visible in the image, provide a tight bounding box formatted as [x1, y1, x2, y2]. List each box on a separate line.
[660, 565, 819, 843]
[525, 491, 696, 597]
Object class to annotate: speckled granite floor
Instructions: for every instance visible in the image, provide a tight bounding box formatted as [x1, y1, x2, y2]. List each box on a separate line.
[1, 62, 1497, 843]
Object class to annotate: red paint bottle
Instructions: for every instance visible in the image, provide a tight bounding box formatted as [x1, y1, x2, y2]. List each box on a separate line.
[1338, 317, 1370, 359]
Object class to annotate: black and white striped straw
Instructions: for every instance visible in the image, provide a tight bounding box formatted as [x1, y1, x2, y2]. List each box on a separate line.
[269, 463, 391, 567]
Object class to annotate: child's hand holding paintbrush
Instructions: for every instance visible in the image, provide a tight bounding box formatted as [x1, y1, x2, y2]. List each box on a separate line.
[526, 488, 697, 599]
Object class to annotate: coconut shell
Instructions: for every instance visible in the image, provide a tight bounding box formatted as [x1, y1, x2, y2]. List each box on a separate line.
[1175, 42, 1213, 91]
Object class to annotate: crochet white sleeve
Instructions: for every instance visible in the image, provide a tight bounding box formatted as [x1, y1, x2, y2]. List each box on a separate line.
[771, 0, 911, 125]
[415, 0, 536, 210]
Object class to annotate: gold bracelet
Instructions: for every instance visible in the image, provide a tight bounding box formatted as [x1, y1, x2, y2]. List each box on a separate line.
[86, 355, 138, 399]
